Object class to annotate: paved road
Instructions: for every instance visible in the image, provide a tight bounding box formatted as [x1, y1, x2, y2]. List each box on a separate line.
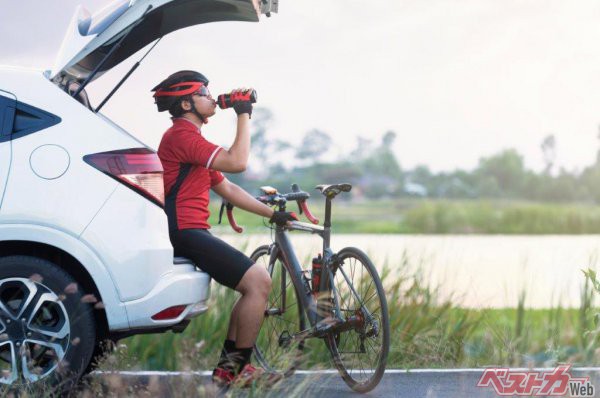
[88, 368, 600, 397]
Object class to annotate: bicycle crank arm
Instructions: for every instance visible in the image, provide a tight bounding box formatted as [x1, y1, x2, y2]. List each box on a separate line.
[285, 316, 363, 344]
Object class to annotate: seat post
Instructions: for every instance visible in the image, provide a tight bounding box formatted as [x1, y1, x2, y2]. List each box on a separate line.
[323, 197, 333, 250]
[324, 197, 333, 229]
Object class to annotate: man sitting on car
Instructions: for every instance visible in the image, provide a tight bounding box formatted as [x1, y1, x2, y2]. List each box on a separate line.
[153, 70, 296, 387]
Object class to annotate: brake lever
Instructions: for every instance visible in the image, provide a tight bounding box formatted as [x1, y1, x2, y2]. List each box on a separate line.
[226, 203, 243, 233]
[299, 200, 319, 224]
[218, 201, 226, 224]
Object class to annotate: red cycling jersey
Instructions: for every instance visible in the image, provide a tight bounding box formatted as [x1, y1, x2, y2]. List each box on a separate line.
[158, 118, 224, 231]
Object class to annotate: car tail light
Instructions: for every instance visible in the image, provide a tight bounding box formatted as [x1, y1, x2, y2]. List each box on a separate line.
[151, 305, 187, 320]
[84, 148, 164, 207]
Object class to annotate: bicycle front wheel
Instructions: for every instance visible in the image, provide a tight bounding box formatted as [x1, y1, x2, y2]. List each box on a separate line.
[251, 244, 306, 375]
[322, 247, 390, 393]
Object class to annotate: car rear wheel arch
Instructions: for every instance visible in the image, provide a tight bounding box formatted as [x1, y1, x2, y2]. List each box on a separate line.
[0, 241, 109, 342]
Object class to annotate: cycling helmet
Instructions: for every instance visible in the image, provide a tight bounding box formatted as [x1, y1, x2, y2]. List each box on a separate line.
[152, 70, 209, 118]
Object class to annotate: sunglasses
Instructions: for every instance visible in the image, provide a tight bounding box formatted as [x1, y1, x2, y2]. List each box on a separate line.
[192, 86, 211, 98]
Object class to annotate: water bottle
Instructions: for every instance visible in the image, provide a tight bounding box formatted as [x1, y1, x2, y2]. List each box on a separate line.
[312, 254, 323, 293]
[217, 89, 257, 109]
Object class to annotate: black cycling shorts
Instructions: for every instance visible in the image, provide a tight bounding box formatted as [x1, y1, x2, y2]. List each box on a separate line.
[169, 229, 254, 289]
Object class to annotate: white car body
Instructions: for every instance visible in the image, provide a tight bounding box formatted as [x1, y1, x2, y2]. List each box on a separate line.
[0, 0, 273, 343]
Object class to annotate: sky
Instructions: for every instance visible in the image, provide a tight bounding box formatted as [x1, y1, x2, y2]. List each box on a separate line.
[2, 0, 600, 173]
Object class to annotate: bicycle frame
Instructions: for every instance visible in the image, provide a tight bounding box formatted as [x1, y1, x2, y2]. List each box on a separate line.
[270, 197, 340, 328]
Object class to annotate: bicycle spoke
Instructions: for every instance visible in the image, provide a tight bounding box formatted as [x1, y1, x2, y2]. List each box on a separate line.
[363, 278, 374, 303]
[272, 316, 296, 327]
[362, 291, 379, 308]
[368, 305, 381, 315]
[349, 259, 356, 291]
[359, 259, 364, 301]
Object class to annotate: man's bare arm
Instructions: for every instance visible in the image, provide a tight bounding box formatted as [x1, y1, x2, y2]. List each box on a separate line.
[210, 114, 250, 173]
[212, 178, 274, 218]
[211, 87, 253, 173]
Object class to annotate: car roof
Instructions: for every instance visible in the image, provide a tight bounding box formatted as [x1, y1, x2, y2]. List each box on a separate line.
[51, 0, 260, 81]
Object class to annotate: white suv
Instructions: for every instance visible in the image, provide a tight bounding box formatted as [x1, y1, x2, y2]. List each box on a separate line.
[0, 0, 275, 388]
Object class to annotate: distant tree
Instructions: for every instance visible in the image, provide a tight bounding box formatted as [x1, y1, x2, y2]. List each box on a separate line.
[350, 136, 374, 160]
[382, 130, 397, 147]
[359, 131, 403, 197]
[475, 149, 527, 198]
[247, 107, 295, 178]
[411, 165, 432, 183]
[295, 129, 333, 164]
[251, 107, 274, 165]
[437, 170, 477, 198]
[405, 165, 433, 196]
[541, 134, 556, 175]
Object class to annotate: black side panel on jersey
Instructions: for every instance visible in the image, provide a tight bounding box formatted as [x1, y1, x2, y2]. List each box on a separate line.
[165, 163, 192, 232]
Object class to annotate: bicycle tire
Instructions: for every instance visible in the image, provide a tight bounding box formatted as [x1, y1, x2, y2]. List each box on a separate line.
[251, 244, 306, 375]
[320, 247, 390, 393]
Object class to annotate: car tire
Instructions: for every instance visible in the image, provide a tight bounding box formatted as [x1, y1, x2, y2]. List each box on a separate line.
[0, 255, 97, 392]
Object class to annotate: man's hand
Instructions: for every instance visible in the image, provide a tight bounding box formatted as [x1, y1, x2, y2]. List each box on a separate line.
[231, 88, 254, 117]
[269, 211, 298, 226]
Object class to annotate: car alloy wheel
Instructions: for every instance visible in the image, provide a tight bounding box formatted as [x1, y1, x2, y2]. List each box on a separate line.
[0, 278, 70, 384]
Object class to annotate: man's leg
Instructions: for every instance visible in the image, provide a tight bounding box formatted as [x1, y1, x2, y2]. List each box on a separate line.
[226, 297, 241, 341]
[233, 264, 272, 347]
[216, 265, 269, 379]
[215, 298, 241, 374]
[214, 264, 271, 382]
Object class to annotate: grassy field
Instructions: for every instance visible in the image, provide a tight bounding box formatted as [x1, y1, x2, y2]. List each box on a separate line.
[105, 253, 600, 372]
[207, 198, 600, 235]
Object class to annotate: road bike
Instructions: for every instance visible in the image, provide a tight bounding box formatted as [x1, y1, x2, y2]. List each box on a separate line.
[222, 183, 390, 393]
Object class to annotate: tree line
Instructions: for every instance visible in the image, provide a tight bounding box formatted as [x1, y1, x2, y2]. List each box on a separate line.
[227, 108, 600, 203]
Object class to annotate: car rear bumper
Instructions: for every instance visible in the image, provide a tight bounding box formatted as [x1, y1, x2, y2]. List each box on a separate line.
[121, 263, 211, 329]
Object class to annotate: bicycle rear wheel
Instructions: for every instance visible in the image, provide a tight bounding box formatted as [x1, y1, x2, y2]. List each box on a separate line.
[321, 247, 390, 393]
[251, 245, 306, 375]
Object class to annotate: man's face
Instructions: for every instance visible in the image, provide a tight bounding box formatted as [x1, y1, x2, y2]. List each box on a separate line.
[182, 87, 216, 118]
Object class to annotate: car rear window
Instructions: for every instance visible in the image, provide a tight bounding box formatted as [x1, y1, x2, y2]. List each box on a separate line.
[0, 97, 61, 143]
[11, 101, 61, 140]
[0, 95, 15, 141]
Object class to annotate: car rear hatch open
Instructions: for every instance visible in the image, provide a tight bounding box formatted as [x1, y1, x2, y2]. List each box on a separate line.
[50, 0, 277, 84]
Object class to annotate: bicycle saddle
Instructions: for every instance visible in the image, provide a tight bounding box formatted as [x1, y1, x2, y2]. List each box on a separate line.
[316, 183, 352, 197]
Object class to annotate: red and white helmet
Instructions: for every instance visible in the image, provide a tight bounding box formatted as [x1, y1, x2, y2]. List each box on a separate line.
[151, 70, 209, 113]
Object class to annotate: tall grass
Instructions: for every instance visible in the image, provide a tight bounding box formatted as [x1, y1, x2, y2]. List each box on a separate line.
[403, 200, 600, 234]
[107, 248, 600, 371]
[111, 249, 481, 371]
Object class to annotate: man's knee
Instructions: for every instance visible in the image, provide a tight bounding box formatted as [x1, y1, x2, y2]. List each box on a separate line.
[237, 264, 272, 297]
[252, 265, 272, 298]
[258, 266, 272, 296]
